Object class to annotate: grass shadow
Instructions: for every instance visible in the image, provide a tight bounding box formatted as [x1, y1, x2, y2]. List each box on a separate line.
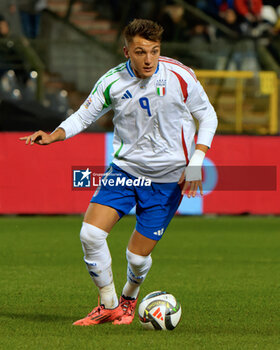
[0, 311, 74, 322]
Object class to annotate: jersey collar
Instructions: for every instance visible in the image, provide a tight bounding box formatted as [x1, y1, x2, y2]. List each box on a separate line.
[126, 60, 160, 78]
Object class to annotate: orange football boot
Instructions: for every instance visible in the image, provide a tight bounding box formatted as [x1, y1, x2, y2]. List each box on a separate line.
[112, 296, 138, 325]
[73, 300, 123, 326]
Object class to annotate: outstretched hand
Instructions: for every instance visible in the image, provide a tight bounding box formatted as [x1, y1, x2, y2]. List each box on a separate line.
[19, 130, 54, 145]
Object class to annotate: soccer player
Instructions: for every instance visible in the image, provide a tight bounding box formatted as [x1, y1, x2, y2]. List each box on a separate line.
[20, 19, 218, 326]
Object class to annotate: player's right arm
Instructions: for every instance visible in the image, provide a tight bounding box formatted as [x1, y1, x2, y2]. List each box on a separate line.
[20, 72, 112, 146]
[20, 127, 66, 145]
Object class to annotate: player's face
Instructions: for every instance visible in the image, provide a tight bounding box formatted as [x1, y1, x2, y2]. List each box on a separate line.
[124, 35, 160, 79]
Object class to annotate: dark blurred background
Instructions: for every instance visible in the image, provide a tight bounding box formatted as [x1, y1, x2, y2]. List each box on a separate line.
[0, 0, 279, 134]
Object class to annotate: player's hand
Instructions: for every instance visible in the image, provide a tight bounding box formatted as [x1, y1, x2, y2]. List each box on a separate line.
[181, 180, 203, 198]
[178, 171, 203, 198]
[179, 148, 206, 198]
[19, 130, 53, 145]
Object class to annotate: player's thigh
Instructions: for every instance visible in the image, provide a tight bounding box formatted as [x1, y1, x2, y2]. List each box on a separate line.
[128, 229, 158, 256]
[135, 182, 182, 242]
[84, 203, 120, 233]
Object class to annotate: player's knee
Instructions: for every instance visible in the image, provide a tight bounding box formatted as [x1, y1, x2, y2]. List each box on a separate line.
[80, 222, 108, 249]
[126, 248, 152, 271]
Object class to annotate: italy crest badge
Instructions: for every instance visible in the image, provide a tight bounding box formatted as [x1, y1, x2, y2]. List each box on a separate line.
[156, 79, 166, 97]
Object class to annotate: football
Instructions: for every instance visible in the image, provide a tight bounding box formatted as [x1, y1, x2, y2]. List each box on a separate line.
[138, 291, 181, 330]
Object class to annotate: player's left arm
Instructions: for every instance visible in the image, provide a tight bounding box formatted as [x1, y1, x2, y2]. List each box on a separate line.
[182, 79, 218, 197]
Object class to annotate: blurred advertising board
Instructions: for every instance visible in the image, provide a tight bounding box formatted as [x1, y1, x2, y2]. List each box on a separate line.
[0, 133, 279, 215]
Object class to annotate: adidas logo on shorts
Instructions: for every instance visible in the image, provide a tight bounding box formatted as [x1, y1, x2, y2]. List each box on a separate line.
[153, 228, 164, 236]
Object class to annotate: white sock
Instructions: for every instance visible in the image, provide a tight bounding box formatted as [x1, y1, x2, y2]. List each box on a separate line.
[80, 222, 118, 308]
[122, 249, 152, 299]
[122, 281, 140, 299]
[99, 282, 118, 309]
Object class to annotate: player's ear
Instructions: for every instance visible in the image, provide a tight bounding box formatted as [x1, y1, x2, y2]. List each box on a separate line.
[123, 46, 129, 59]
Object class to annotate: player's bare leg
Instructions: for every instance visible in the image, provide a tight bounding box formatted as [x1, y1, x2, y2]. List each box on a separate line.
[84, 203, 120, 232]
[73, 203, 122, 325]
[127, 230, 158, 256]
[113, 230, 157, 325]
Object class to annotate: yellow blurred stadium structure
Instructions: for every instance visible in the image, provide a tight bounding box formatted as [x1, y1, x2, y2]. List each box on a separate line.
[196, 70, 278, 135]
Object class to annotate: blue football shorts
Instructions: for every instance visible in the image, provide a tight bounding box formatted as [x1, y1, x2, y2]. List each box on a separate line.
[90, 163, 182, 241]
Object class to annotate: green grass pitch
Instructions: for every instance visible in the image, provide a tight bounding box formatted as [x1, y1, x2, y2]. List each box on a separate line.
[1, 215, 280, 350]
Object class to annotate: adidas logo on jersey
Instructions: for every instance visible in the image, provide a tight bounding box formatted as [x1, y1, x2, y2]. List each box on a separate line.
[121, 90, 132, 99]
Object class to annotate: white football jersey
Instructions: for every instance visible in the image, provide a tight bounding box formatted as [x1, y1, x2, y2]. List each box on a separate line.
[58, 56, 218, 182]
